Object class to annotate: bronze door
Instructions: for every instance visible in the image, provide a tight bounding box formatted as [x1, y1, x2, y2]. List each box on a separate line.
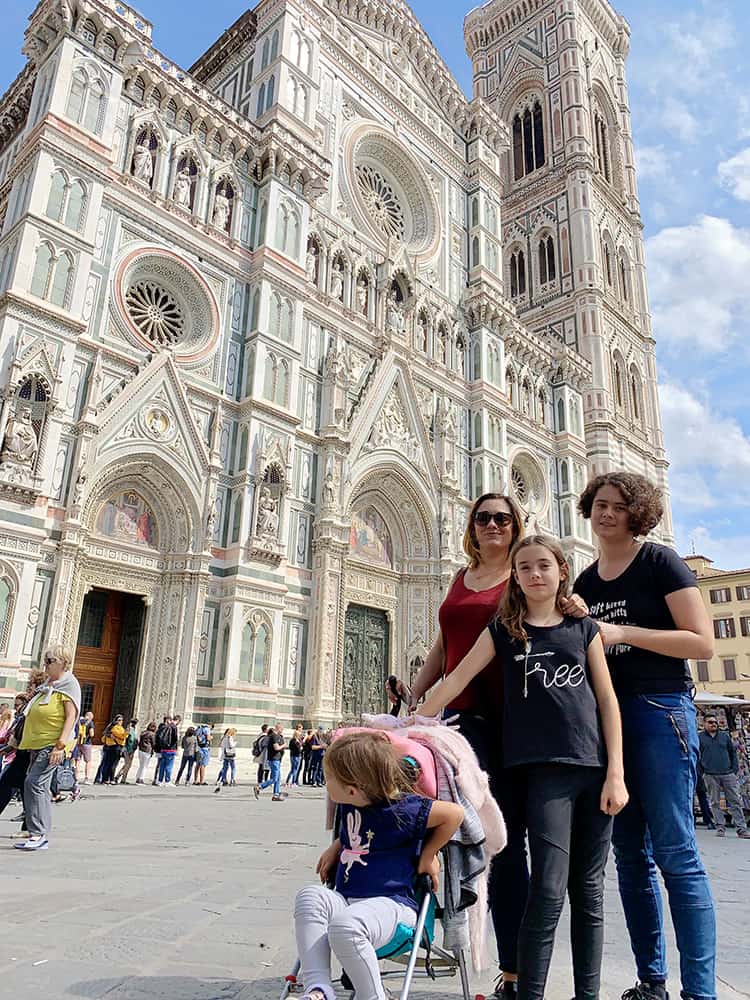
[342, 604, 389, 720]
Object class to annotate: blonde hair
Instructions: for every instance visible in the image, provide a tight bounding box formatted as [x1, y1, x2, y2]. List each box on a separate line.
[0, 704, 11, 726]
[324, 732, 415, 805]
[499, 535, 570, 645]
[462, 494, 524, 570]
[43, 644, 73, 670]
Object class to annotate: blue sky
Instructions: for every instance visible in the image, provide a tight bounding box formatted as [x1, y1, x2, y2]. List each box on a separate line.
[2, 1, 749, 567]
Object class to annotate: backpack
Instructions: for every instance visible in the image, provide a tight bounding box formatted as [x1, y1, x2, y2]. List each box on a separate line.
[54, 757, 76, 793]
[196, 726, 209, 749]
[252, 734, 264, 759]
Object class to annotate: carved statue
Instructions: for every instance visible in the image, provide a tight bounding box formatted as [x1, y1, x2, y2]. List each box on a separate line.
[1, 406, 38, 467]
[173, 169, 192, 208]
[440, 514, 452, 549]
[323, 471, 336, 507]
[257, 487, 279, 538]
[435, 397, 458, 440]
[73, 472, 87, 506]
[205, 497, 219, 540]
[330, 265, 344, 302]
[386, 290, 404, 336]
[306, 247, 318, 284]
[213, 190, 231, 232]
[356, 277, 368, 316]
[132, 141, 154, 183]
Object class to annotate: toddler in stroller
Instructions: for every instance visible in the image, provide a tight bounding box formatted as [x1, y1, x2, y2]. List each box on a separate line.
[288, 731, 464, 1000]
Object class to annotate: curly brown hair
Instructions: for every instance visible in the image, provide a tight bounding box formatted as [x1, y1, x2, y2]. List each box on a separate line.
[577, 471, 663, 536]
[462, 493, 525, 569]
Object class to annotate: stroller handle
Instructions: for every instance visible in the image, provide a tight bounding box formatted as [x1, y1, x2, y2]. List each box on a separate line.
[415, 872, 433, 897]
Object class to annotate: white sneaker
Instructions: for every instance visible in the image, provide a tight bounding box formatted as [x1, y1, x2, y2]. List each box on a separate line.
[13, 836, 48, 851]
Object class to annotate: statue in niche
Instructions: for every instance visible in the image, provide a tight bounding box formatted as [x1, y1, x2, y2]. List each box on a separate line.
[132, 140, 154, 183]
[306, 246, 319, 284]
[440, 513, 452, 549]
[356, 276, 368, 316]
[1, 406, 38, 467]
[173, 169, 192, 208]
[73, 472, 87, 506]
[330, 263, 344, 302]
[257, 487, 279, 537]
[323, 470, 336, 507]
[205, 496, 219, 540]
[213, 189, 231, 232]
[386, 289, 404, 336]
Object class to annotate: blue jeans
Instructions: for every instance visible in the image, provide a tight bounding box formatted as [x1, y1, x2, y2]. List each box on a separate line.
[157, 751, 176, 784]
[260, 758, 281, 795]
[614, 692, 716, 999]
[218, 757, 236, 784]
[286, 755, 302, 785]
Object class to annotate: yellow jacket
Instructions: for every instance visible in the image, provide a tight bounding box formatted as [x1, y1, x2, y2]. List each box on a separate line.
[103, 723, 127, 747]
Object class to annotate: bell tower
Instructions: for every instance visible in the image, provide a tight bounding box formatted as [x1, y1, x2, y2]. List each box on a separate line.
[465, 0, 673, 541]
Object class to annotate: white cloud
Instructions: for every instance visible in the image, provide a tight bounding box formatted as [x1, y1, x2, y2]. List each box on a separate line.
[635, 145, 671, 181]
[661, 98, 700, 143]
[646, 215, 750, 353]
[674, 522, 750, 571]
[659, 381, 750, 511]
[718, 147, 750, 201]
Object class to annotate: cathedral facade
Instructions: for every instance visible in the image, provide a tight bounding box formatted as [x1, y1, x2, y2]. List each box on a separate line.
[0, 0, 670, 738]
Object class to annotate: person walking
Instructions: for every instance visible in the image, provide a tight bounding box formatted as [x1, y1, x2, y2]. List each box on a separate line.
[175, 726, 197, 785]
[215, 727, 237, 791]
[253, 723, 271, 785]
[15, 644, 81, 851]
[193, 722, 211, 785]
[254, 722, 286, 801]
[699, 715, 749, 839]
[155, 715, 178, 785]
[71, 711, 95, 784]
[286, 725, 303, 786]
[135, 721, 157, 783]
[116, 718, 139, 784]
[574, 471, 717, 1000]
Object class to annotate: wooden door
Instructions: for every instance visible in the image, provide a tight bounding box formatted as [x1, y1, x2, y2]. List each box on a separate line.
[342, 605, 389, 720]
[75, 590, 124, 741]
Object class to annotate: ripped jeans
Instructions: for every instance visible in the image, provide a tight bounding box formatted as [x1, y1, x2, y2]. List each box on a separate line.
[613, 692, 716, 1000]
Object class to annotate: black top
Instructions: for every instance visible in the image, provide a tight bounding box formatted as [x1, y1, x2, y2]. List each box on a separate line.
[487, 616, 605, 769]
[699, 730, 738, 775]
[574, 542, 698, 696]
[289, 736, 302, 756]
[267, 731, 285, 761]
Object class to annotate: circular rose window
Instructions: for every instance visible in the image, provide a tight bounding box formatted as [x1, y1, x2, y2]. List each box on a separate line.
[510, 453, 547, 515]
[342, 123, 441, 261]
[113, 248, 220, 363]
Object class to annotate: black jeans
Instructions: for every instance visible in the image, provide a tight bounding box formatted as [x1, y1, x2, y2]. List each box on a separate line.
[450, 711, 529, 975]
[518, 763, 612, 1000]
[0, 749, 29, 817]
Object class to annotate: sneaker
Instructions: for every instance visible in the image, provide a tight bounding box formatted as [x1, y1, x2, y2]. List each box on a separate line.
[706, 822, 716, 830]
[253, 785, 260, 800]
[622, 983, 668, 1000]
[214, 785, 222, 794]
[10, 813, 24, 823]
[717, 828, 726, 837]
[70, 787, 81, 802]
[299, 990, 327, 1000]
[136, 779, 144, 784]
[13, 836, 49, 851]
[272, 795, 285, 802]
[737, 829, 750, 839]
[491, 975, 518, 1000]
[82, 778, 90, 785]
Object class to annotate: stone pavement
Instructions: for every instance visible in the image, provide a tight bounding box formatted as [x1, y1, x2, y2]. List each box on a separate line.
[1, 771, 748, 1000]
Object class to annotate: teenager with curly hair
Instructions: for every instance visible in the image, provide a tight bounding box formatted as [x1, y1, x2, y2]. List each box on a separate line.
[574, 471, 717, 1000]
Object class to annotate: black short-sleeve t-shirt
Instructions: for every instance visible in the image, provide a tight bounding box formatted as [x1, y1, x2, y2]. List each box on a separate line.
[487, 615, 605, 769]
[267, 732, 285, 761]
[574, 542, 698, 696]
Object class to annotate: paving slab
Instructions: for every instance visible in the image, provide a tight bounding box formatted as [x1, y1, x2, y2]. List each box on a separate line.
[1, 782, 747, 1000]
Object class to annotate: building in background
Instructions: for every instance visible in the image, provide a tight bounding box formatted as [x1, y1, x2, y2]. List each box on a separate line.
[0, 0, 669, 738]
[684, 555, 750, 702]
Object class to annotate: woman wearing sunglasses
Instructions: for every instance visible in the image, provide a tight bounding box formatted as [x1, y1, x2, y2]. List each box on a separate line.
[390, 493, 526, 997]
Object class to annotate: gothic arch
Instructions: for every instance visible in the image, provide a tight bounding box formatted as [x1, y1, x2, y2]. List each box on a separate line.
[346, 463, 437, 564]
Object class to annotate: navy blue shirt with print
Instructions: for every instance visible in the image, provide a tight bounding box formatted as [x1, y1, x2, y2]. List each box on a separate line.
[488, 615, 604, 769]
[335, 794, 432, 911]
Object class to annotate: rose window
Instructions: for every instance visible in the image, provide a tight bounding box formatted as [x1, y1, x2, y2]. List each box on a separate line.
[355, 164, 405, 241]
[125, 281, 185, 347]
[511, 464, 528, 505]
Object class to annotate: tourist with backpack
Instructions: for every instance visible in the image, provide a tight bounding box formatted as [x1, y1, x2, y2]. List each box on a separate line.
[71, 711, 95, 784]
[154, 715, 179, 785]
[193, 722, 212, 785]
[252, 724, 270, 784]
[116, 718, 139, 784]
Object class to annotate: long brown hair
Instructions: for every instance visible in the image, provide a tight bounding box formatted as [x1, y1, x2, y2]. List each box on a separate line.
[462, 493, 524, 569]
[324, 731, 415, 805]
[499, 535, 570, 644]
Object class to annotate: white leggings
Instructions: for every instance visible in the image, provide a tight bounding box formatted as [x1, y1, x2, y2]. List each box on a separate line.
[294, 884, 416, 1000]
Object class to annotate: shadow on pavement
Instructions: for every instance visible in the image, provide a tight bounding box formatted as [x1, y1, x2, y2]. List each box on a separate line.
[68, 975, 264, 999]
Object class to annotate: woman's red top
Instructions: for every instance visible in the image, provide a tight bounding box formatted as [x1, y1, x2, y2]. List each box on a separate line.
[438, 569, 507, 717]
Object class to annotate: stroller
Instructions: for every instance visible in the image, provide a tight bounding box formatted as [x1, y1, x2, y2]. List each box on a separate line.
[280, 725, 495, 1000]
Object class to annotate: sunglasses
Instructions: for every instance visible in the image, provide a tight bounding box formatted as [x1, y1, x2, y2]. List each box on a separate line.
[473, 511, 514, 528]
[44, 655, 59, 665]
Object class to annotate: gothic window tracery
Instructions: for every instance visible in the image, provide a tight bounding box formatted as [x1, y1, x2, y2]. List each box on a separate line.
[538, 234, 556, 286]
[277, 201, 301, 257]
[506, 366, 518, 407]
[80, 18, 98, 45]
[30, 242, 74, 308]
[66, 65, 107, 135]
[131, 75, 145, 102]
[240, 613, 272, 685]
[618, 249, 630, 303]
[594, 111, 611, 182]
[101, 33, 117, 60]
[512, 99, 545, 181]
[356, 164, 406, 242]
[509, 247, 526, 299]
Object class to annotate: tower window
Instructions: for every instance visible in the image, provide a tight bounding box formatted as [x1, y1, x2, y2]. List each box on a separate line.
[509, 249, 526, 299]
[513, 100, 545, 181]
[538, 235, 555, 285]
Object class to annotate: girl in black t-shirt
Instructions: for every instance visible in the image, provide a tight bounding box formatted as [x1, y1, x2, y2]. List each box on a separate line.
[418, 535, 627, 1000]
